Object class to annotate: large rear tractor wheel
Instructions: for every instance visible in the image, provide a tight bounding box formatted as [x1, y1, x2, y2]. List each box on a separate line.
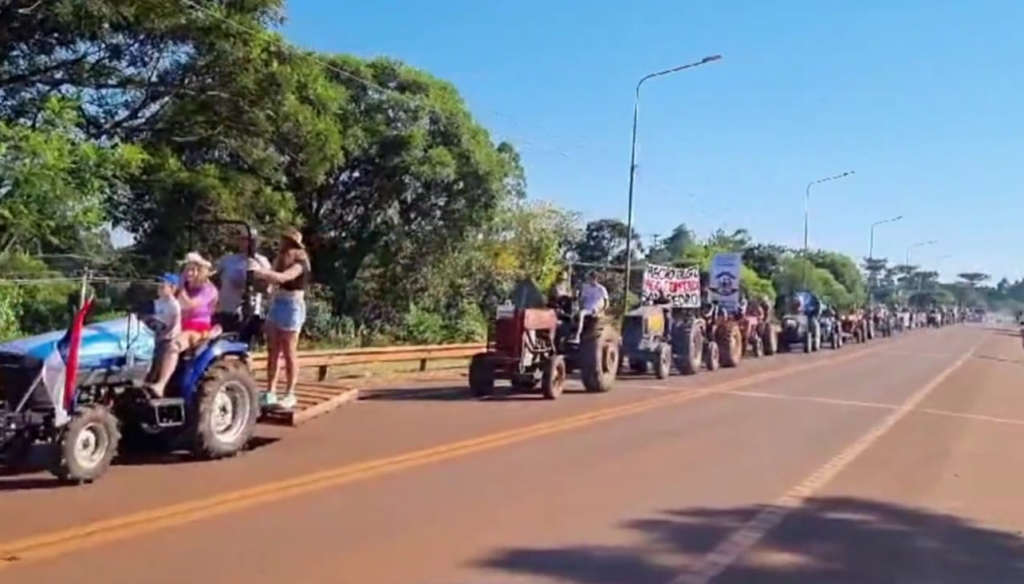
[541, 356, 566, 400]
[52, 406, 120, 484]
[580, 326, 619, 393]
[704, 340, 720, 371]
[718, 321, 743, 368]
[654, 344, 671, 379]
[751, 334, 765, 358]
[189, 357, 260, 460]
[672, 320, 703, 375]
[761, 324, 777, 356]
[469, 353, 495, 398]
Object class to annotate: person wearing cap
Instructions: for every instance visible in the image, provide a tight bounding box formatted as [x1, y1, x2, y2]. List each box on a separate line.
[144, 273, 183, 386]
[214, 227, 271, 332]
[146, 252, 220, 397]
[248, 228, 312, 410]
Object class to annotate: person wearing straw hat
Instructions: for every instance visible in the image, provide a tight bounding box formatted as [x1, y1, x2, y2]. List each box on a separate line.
[146, 252, 219, 397]
[248, 228, 311, 411]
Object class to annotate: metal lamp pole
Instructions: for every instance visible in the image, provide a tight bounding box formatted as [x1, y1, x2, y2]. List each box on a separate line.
[905, 240, 938, 266]
[906, 240, 938, 294]
[622, 54, 722, 315]
[803, 171, 855, 253]
[869, 215, 903, 262]
[800, 170, 854, 287]
[867, 215, 903, 301]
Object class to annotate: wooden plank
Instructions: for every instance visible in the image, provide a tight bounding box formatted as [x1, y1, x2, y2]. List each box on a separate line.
[250, 345, 484, 371]
[259, 384, 359, 427]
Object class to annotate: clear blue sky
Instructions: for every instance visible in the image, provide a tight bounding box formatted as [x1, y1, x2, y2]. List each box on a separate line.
[282, 0, 1022, 282]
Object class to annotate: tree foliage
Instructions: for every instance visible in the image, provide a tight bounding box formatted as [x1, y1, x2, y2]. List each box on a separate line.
[0, 1, 972, 343]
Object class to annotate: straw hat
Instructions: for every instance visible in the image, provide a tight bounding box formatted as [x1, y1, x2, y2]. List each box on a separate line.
[281, 228, 305, 250]
[180, 251, 212, 269]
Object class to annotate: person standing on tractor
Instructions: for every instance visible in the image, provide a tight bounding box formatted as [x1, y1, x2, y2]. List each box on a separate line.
[146, 252, 219, 397]
[214, 227, 271, 332]
[576, 271, 608, 341]
[249, 228, 312, 411]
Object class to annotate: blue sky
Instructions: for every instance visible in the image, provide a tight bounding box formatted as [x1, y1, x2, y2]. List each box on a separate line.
[282, 0, 1022, 282]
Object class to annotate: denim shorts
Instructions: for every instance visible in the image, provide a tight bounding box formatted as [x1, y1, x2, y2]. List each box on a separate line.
[267, 295, 306, 332]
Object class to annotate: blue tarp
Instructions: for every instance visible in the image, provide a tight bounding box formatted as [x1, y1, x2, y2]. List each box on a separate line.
[793, 291, 822, 315]
[0, 317, 156, 366]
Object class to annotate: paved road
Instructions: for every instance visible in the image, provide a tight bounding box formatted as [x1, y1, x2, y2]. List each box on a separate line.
[2, 325, 1022, 583]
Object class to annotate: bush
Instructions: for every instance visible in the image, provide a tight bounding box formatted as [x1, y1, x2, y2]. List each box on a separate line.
[402, 304, 448, 345]
[0, 285, 23, 342]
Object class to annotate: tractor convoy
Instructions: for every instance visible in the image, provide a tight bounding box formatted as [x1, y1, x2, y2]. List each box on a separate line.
[468, 259, 963, 401]
[0, 248, 967, 485]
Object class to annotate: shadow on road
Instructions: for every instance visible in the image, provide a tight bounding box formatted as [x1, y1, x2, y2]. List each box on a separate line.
[472, 497, 1024, 584]
[359, 378, 594, 402]
[0, 435, 280, 491]
[972, 354, 1023, 366]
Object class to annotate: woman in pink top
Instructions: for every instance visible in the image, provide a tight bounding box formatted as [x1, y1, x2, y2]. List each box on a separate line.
[146, 252, 219, 397]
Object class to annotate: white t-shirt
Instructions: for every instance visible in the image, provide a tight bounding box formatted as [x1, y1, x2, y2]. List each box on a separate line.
[216, 253, 271, 314]
[153, 297, 181, 340]
[580, 282, 609, 313]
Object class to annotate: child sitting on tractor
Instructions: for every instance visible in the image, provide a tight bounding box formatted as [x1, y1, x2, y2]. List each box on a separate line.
[144, 273, 183, 388]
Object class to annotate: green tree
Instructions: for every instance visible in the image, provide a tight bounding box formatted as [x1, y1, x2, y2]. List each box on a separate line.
[806, 250, 866, 306]
[742, 243, 790, 282]
[0, 98, 145, 255]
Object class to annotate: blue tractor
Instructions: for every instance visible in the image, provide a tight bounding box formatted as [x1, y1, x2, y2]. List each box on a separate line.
[0, 221, 262, 484]
[777, 291, 823, 353]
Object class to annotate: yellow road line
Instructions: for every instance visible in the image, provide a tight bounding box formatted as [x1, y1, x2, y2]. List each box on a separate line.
[0, 344, 883, 568]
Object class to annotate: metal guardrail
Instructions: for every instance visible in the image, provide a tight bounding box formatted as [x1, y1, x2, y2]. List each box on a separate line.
[249, 343, 485, 381]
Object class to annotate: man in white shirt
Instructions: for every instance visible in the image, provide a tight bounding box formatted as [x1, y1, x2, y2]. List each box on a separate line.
[215, 229, 271, 331]
[576, 271, 609, 341]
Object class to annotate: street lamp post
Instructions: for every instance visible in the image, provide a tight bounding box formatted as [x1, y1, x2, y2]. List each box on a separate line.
[867, 215, 903, 301]
[905, 240, 938, 266]
[622, 55, 722, 315]
[800, 170, 854, 287]
[905, 240, 938, 295]
[869, 215, 904, 262]
[803, 171, 855, 253]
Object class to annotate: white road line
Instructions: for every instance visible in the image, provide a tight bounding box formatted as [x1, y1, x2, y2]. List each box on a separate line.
[719, 389, 1024, 428]
[668, 337, 984, 584]
[718, 390, 898, 411]
[915, 408, 1024, 427]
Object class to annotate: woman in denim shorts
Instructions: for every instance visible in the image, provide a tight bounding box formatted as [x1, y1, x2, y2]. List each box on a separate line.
[249, 228, 311, 411]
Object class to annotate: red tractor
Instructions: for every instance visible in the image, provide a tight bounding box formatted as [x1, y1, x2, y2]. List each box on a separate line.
[736, 302, 777, 358]
[468, 306, 566, 399]
[468, 299, 621, 400]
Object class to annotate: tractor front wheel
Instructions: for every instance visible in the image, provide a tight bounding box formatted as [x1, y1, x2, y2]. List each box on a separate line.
[580, 326, 619, 393]
[541, 356, 566, 400]
[469, 353, 495, 398]
[52, 406, 120, 484]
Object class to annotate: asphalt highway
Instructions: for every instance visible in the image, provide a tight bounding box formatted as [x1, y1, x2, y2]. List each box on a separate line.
[1, 325, 1022, 584]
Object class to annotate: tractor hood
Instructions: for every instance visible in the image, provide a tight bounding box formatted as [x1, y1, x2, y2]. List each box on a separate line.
[0, 316, 156, 367]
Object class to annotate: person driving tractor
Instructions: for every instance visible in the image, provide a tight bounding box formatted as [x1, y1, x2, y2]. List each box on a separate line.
[547, 270, 573, 315]
[576, 271, 608, 341]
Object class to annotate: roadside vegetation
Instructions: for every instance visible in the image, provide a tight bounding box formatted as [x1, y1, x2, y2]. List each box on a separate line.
[0, 1, 1005, 344]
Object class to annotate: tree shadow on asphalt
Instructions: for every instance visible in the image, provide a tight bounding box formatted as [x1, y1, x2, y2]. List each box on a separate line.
[471, 497, 1024, 584]
[0, 435, 280, 491]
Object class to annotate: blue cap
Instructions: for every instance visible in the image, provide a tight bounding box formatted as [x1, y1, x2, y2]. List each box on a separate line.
[159, 273, 181, 287]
